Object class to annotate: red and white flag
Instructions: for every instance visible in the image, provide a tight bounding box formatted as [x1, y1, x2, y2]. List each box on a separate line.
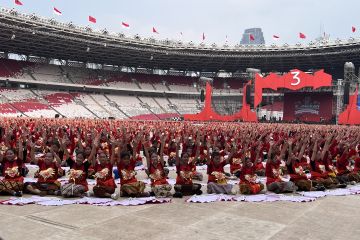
[202, 32, 206, 41]
[273, 35, 280, 40]
[15, 0, 23, 6]
[352, 26, 356, 33]
[122, 22, 130, 28]
[89, 16, 97, 24]
[152, 27, 159, 34]
[53, 7, 62, 16]
[299, 32, 306, 39]
[249, 34, 255, 41]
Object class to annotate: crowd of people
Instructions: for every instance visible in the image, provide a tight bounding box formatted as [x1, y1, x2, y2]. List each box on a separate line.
[0, 117, 360, 200]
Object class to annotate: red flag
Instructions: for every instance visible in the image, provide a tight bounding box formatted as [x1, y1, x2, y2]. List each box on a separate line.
[122, 22, 130, 28]
[299, 32, 306, 39]
[273, 35, 280, 39]
[249, 34, 255, 41]
[152, 27, 159, 34]
[53, 7, 62, 16]
[89, 16, 97, 24]
[202, 32, 205, 41]
[352, 26, 356, 33]
[15, 0, 23, 6]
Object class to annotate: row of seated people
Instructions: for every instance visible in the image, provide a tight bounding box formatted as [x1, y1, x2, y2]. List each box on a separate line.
[0, 118, 359, 199]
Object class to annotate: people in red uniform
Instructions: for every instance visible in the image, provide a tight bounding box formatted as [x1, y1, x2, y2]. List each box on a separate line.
[173, 133, 202, 198]
[90, 133, 118, 199]
[0, 144, 24, 196]
[266, 141, 297, 193]
[206, 140, 235, 195]
[116, 147, 149, 197]
[144, 134, 172, 198]
[61, 151, 91, 197]
[25, 143, 62, 196]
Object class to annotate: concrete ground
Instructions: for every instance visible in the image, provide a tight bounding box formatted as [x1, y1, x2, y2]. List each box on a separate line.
[1, 193, 360, 240]
[1, 167, 360, 240]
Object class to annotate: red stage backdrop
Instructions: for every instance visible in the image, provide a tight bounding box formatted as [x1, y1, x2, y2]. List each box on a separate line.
[283, 92, 333, 122]
[183, 82, 257, 122]
[339, 87, 360, 125]
[254, 70, 332, 108]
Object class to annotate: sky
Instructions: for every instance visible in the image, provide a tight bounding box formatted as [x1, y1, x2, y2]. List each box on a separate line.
[0, 0, 359, 45]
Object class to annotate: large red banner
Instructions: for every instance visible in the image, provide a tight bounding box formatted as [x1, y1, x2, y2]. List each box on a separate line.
[339, 87, 360, 125]
[283, 92, 333, 122]
[254, 70, 333, 108]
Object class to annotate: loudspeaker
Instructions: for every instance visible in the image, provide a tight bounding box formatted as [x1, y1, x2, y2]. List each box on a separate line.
[55, 114, 60, 118]
[200, 89, 205, 102]
[344, 83, 350, 105]
[246, 85, 251, 105]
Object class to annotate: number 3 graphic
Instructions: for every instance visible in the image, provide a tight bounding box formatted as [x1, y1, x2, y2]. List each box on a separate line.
[290, 71, 301, 86]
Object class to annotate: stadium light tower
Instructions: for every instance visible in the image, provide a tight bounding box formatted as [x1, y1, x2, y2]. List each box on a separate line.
[199, 77, 213, 86]
[246, 68, 261, 81]
[344, 62, 355, 105]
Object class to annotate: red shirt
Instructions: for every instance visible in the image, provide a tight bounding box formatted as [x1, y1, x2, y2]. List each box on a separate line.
[207, 161, 226, 183]
[149, 163, 168, 186]
[2, 159, 24, 182]
[176, 162, 194, 185]
[336, 152, 351, 175]
[37, 159, 59, 183]
[354, 158, 360, 172]
[230, 152, 242, 174]
[311, 159, 328, 179]
[117, 159, 137, 185]
[240, 164, 257, 183]
[265, 160, 281, 185]
[94, 163, 115, 188]
[68, 162, 89, 191]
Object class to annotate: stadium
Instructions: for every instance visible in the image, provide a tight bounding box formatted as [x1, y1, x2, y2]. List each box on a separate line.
[0, 7, 360, 122]
[0, 1, 360, 240]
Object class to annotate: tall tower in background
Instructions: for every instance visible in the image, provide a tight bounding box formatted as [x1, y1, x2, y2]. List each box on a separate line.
[240, 28, 265, 45]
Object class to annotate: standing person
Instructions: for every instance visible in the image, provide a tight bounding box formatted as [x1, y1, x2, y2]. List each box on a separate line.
[0, 140, 24, 197]
[144, 133, 172, 198]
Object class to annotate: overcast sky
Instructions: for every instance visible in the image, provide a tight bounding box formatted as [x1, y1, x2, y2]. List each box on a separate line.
[0, 0, 359, 45]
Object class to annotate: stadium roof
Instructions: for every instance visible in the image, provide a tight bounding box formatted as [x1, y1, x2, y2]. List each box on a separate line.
[1, 8, 360, 74]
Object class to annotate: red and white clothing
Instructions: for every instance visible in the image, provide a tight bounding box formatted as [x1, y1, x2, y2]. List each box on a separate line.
[117, 159, 137, 186]
[94, 163, 116, 189]
[149, 163, 168, 186]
